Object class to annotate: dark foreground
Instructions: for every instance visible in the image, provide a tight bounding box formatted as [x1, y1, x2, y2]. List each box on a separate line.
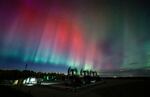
[0, 78, 149, 97]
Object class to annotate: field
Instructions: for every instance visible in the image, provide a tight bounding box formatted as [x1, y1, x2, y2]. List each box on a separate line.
[0, 78, 149, 97]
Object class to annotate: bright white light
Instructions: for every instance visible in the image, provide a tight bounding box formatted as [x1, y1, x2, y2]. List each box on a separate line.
[113, 76, 117, 78]
[13, 80, 18, 85]
[26, 78, 30, 83]
[23, 80, 26, 84]
[23, 77, 37, 86]
[30, 78, 37, 84]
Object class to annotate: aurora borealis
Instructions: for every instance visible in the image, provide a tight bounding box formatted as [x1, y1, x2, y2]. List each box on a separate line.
[0, 0, 150, 73]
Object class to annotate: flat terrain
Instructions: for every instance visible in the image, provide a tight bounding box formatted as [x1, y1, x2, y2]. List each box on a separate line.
[0, 78, 149, 97]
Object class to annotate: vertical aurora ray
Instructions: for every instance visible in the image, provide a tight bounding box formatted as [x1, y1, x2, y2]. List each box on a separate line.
[0, 0, 150, 72]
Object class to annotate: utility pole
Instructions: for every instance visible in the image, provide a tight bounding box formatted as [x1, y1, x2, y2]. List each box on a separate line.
[25, 64, 28, 70]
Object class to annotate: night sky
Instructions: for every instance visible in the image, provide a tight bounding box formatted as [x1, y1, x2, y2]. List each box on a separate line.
[0, 0, 150, 74]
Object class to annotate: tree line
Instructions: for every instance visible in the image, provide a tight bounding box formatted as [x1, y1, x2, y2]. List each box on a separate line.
[0, 69, 65, 80]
